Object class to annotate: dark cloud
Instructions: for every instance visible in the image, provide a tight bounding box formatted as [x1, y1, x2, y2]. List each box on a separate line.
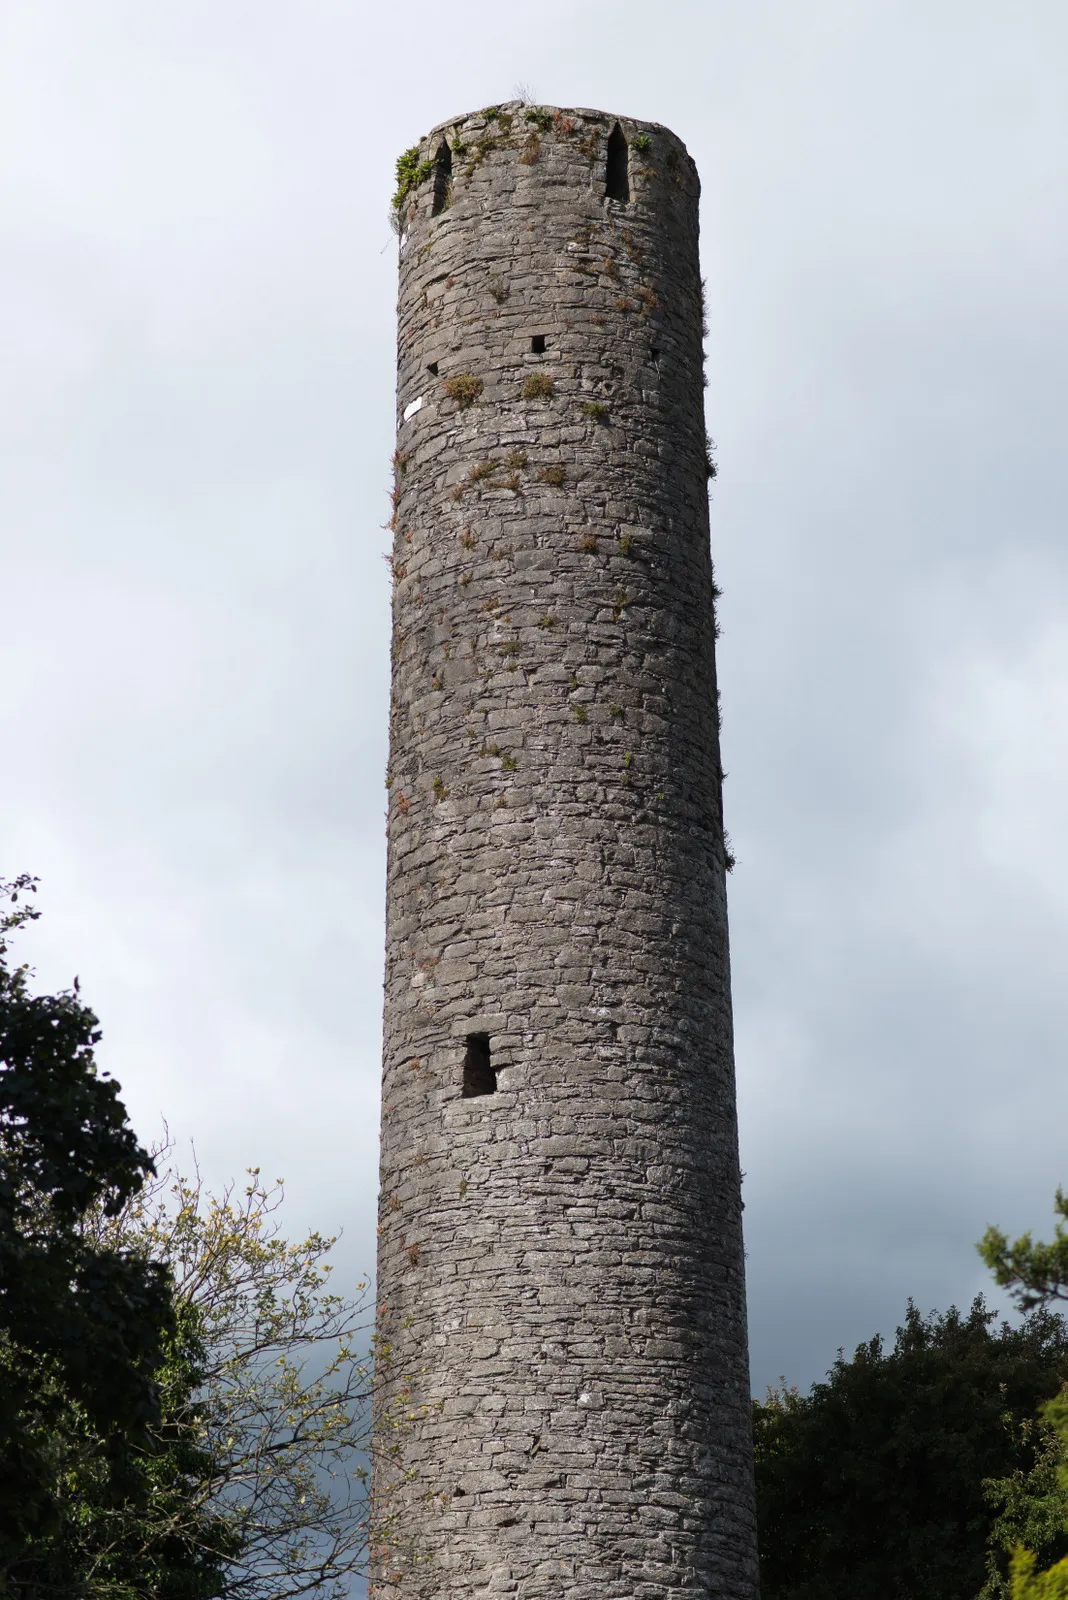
[2, 0, 1066, 1397]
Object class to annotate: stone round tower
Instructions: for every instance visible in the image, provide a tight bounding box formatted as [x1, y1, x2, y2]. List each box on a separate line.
[374, 102, 758, 1599]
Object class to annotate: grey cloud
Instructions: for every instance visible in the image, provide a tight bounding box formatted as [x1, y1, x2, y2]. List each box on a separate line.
[2, 0, 1066, 1397]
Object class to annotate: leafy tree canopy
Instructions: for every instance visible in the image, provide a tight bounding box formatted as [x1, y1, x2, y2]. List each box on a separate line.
[754, 1297, 1068, 1600]
[977, 1194, 1068, 1598]
[981, 1191, 1068, 1316]
[0, 875, 174, 1556]
[84, 1152, 374, 1598]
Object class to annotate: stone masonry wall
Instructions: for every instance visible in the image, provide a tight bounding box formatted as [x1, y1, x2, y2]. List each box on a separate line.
[373, 102, 759, 1600]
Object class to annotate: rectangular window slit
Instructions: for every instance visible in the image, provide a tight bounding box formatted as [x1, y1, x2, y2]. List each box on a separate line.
[531, 334, 547, 354]
[461, 1033, 497, 1097]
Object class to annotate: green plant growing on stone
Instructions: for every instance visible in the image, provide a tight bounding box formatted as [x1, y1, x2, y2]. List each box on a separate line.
[467, 460, 498, 485]
[392, 147, 434, 217]
[522, 373, 554, 401]
[487, 274, 509, 304]
[581, 401, 608, 421]
[464, 135, 498, 176]
[632, 133, 652, 153]
[442, 373, 484, 409]
[506, 448, 527, 469]
[573, 704, 588, 724]
[431, 776, 448, 802]
[524, 108, 553, 132]
[618, 532, 633, 555]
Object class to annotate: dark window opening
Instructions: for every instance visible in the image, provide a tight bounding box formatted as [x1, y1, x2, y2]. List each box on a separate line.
[531, 334, 547, 354]
[431, 140, 453, 216]
[461, 1032, 497, 1097]
[605, 123, 630, 203]
[427, 361, 439, 375]
[650, 348, 661, 365]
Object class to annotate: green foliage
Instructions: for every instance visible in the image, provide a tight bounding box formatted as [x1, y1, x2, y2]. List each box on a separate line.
[87, 1155, 374, 1599]
[754, 1298, 1068, 1600]
[980, 1388, 1068, 1597]
[523, 107, 553, 132]
[981, 1192, 1068, 1314]
[979, 1196, 1068, 1595]
[391, 146, 433, 216]
[1011, 1545, 1068, 1598]
[0, 876, 174, 1561]
[3, 1301, 237, 1599]
[632, 133, 652, 152]
[522, 373, 554, 400]
[580, 400, 607, 421]
[441, 373, 483, 409]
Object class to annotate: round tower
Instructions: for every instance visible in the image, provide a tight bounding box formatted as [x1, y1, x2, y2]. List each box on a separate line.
[374, 103, 758, 1599]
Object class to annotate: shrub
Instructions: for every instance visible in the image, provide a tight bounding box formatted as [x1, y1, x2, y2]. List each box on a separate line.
[442, 373, 483, 410]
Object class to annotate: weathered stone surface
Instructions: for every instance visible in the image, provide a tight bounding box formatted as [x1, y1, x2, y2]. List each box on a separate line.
[373, 101, 758, 1598]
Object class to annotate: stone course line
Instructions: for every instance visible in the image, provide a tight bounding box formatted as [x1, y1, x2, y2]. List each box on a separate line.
[372, 101, 759, 1600]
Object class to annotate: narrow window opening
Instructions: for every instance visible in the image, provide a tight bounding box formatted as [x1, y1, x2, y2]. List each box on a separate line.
[427, 361, 439, 375]
[461, 1032, 496, 1097]
[650, 348, 661, 365]
[431, 140, 453, 216]
[605, 123, 630, 203]
[530, 334, 547, 354]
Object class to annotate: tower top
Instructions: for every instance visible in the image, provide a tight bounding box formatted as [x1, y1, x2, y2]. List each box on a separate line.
[392, 101, 700, 247]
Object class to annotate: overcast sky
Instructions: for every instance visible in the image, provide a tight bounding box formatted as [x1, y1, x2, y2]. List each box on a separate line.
[2, 0, 1066, 1396]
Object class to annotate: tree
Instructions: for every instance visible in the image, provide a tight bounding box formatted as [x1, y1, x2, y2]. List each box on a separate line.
[753, 1297, 1068, 1600]
[1, 874, 373, 1596]
[3, 1298, 237, 1599]
[83, 1150, 375, 1598]
[0, 875, 175, 1567]
[978, 1195, 1068, 1599]
[980, 1192, 1068, 1315]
